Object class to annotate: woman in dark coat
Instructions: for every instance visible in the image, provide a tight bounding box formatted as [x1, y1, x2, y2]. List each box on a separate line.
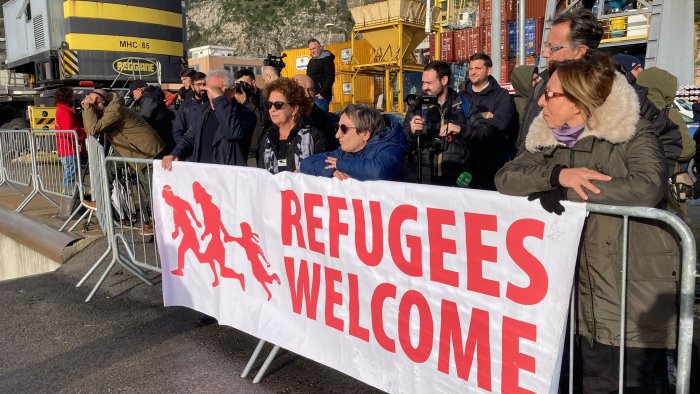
[258, 78, 328, 174]
[495, 52, 679, 393]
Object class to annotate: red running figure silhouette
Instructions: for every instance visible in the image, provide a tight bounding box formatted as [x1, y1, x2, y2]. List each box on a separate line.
[192, 181, 246, 289]
[226, 222, 280, 300]
[162, 185, 204, 277]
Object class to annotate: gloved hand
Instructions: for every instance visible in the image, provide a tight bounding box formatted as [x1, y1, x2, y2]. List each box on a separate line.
[670, 172, 695, 203]
[527, 188, 568, 215]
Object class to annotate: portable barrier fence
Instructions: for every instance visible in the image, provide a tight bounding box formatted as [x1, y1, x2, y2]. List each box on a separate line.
[240, 203, 697, 393]
[0, 128, 89, 232]
[77, 137, 160, 302]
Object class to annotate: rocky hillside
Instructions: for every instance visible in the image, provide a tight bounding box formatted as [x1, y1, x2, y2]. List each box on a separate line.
[185, 0, 354, 56]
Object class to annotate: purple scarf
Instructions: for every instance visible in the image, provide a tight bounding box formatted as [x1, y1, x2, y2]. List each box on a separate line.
[551, 123, 585, 148]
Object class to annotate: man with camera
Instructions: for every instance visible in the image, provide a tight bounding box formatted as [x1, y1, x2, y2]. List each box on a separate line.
[233, 69, 268, 166]
[162, 69, 257, 169]
[403, 61, 471, 186]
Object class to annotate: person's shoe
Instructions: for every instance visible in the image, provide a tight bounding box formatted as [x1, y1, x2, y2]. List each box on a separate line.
[139, 223, 154, 236]
[81, 200, 97, 210]
[197, 315, 218, 326]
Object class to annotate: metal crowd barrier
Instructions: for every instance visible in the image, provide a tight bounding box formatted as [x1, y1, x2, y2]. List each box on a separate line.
[0, 128, 90, 232]
[242, 204, 697, 393]
[0, 129, 33, 197]
[77, 137, 160, 302]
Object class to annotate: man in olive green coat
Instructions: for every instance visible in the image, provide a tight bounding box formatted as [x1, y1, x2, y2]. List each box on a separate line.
[82, 88, 165, 160]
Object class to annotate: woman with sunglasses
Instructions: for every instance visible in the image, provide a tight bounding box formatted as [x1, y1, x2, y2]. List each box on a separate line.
[258, 78, 328, 174]
[300, 104, 409, 181]
[495, 52, 678, 392]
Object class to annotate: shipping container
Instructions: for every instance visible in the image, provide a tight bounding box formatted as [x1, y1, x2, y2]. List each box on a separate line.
[441, 30, 455, 63]
[525, 0, 547, 19]
[454, 29, 468, 63]
[525, 55, 537, 66]
[535, 17, 544, 54]
[467, 28, 481, 57]
[481, 23, 508, 59]
[507, 19, 537, 58]
[499, 58, 516, 83]
[481, 0, 516, 27]
[429, 33, 436, 61]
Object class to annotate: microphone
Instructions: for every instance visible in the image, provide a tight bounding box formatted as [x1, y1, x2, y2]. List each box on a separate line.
[456, 172, 472, 188]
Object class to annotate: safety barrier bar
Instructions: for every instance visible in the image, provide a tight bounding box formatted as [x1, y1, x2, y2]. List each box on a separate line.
[0, 129, 91, 232]
[243, 204, 697, 393]
[76, 140, 159, 302]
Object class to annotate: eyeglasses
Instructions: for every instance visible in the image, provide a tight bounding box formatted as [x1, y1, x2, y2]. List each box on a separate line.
[265, 101, 289, 110]
[337, 124, 357, 135]
[543, 42, 573, 53]
[193, 82, 206, 87]
[543, 89, 567, 102]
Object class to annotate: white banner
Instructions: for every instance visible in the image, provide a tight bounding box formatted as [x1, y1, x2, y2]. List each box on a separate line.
[153, 162, 586, 394]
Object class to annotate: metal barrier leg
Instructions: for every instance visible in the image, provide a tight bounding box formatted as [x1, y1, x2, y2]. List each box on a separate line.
[242, 339, 267, 378]
[77, 245, 112, 288]
[252, 345, 281, 384]
[84, 257, 118, 303]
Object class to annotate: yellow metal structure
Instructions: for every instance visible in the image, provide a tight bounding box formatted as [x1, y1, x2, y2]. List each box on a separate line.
[28, 106, 57, 130]
[348, 0, 441, 112]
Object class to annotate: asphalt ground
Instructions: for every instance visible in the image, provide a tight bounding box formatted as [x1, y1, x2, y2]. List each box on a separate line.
[0, 236, 381, 393]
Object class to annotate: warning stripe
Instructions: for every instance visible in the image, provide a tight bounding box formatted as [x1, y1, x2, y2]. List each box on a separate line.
[63, 1, 182, 28]
[61, 50, 79, 77]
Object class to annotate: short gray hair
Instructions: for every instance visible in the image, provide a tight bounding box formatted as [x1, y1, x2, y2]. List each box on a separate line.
[342, 104, 385, 137]
[206, 69, 234, 88]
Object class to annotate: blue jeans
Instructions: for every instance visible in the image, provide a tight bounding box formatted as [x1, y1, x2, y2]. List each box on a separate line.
[61, 155, 78, 191]
[314, 96, 331, 111]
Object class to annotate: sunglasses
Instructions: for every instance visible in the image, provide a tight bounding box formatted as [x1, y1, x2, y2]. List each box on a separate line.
[543, 89, 566, 102]
[337, 124, 357, 134]
[265, 101, 289, 110]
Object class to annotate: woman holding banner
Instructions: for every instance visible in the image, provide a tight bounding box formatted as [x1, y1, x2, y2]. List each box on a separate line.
[495, 52, 679, 393]
[258, 78, 328, 174]
[300, 104, 409, 181]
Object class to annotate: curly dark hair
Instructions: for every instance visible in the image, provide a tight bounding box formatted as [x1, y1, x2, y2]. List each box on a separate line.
[54, 86, 74, 105]
[264, 78, 313, 120]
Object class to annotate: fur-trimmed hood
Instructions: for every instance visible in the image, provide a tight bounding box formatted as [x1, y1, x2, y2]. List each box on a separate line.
[525, 73, 640, 153]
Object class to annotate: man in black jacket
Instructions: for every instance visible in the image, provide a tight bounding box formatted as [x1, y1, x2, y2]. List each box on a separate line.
[161, 69, 257, 170]
[514, 8, 681, 168]
[306, 38, 335, 111]
[293, 73, 340, 150]
[403, 61, 495, 187]
[172, 72, 207, 148]
[461, 52, 515, 189]
[129, 80, 176, 153]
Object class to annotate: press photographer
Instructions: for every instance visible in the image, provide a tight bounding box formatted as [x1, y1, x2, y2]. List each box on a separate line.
[403, 61, 469, 186]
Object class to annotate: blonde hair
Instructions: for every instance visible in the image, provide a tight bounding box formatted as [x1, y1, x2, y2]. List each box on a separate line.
[548, 52, 615, 121]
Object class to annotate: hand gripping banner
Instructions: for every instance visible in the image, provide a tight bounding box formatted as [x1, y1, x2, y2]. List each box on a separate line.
[153, 162, 586, 393]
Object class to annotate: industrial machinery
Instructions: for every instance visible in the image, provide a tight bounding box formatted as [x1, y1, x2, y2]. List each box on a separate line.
[0, 0, 187, 127]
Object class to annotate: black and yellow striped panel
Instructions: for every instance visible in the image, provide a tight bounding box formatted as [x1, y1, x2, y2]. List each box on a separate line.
[63, 0, 184, 57]
[60, 49, 79, 77]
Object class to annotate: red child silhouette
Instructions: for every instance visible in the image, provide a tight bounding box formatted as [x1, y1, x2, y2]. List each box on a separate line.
[192, 181, 246, 289]
[226, 222, 280, 300]
[161, 185, 204, 277]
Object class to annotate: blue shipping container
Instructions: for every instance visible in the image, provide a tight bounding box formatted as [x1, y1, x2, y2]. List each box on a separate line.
[508, 19, 536, 57]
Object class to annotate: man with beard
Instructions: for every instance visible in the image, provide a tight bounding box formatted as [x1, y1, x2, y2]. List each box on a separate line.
[403, 61, 473, 186]
[161, 70, 256, 169]
[459, 52, 515, 189]
[292, 74, 340, 150]
[172, 72, 207, 149]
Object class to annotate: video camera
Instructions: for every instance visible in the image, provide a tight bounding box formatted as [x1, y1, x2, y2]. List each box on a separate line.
[264, 53, 287, 76]
[405, 93, 445, 152]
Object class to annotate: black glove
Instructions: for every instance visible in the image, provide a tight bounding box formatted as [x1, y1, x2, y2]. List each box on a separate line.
[527, 188, 568, 215]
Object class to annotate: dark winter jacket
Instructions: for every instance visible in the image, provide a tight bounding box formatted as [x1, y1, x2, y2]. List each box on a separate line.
[515, 67, 683, 171]
[170, 96, 256, 166]
[246, 99, 269, 161]
[496, 74, 679, 349]
[403, 88, 500, 188]
[136, 85, 175, 153]
[461, 76, 516, 188]
[510, 65, 537, 123]
[308, 104, 340, 150]
[171, 97, 206, 145]
[258, 118, 329, 174]
[637, 67, 696, 162]
[306, 50, 335, 99]
[300, 114, 410, 181]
